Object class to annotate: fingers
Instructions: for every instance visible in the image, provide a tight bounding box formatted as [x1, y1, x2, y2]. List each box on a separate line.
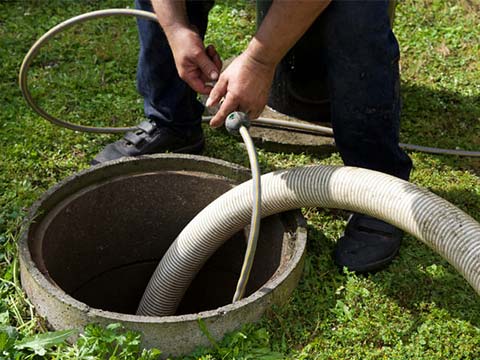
[206, 77, 227, 107]
[188, 74, 213, 95]
[200, 46, 222, 85]
[205, 78, 264, 127]
[194, 48, 219, 82]
[206, 44, 222, 72]
[191, 83, 213, 95]
[209, 93, 238, 128]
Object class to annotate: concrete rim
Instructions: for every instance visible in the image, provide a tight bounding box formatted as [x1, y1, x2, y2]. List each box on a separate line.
[19, 153, 307, 324]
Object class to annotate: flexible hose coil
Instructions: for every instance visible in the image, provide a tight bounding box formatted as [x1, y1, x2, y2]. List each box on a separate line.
[19, 9, 158, 133]
[136, 165, 480, 316]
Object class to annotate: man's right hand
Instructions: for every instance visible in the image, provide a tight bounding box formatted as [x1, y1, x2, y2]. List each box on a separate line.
[167, 27, 222, 95]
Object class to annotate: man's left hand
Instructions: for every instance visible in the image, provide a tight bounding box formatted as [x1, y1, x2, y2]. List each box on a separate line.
[206, 51, 276, 128]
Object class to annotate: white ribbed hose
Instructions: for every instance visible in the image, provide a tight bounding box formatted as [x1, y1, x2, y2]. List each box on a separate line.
[136, 165, 480, 316]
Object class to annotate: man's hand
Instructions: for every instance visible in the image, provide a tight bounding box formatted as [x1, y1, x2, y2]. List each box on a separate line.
[168, 27, 222, 95]
[151, 0, 331, 127]
[206, 51, 275, 128]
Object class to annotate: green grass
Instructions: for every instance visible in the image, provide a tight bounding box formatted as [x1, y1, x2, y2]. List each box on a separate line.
[1, 0, 479, 358]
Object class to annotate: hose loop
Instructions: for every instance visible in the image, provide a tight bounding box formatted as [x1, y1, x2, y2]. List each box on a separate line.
[18, 9, 158, 133]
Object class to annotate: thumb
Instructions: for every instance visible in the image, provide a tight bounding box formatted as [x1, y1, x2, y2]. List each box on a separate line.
[195, 51, 219, 81]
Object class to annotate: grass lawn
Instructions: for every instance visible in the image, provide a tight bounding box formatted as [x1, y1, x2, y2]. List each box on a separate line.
[1, 0, 479, 358]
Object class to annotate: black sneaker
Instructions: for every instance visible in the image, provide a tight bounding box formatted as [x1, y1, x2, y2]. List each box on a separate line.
[333, 213, 402, 273]
[91, 120, 205, 165]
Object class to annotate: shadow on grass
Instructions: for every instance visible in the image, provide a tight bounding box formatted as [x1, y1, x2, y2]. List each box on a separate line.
[400, 82, 480, 173]
[374, 236, 480, 325]
[371, 183, 480, 328]
[262, 225, 340, 345]
[264, 184, 480, 349]
[369, 82, 480, 328]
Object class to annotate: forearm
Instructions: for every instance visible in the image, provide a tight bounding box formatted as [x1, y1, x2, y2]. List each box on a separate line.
[150, 0, 189, 34]
[246, 0, 332, 66]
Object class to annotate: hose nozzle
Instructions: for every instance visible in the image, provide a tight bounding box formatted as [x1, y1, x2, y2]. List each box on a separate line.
[225, 112, 250, 135]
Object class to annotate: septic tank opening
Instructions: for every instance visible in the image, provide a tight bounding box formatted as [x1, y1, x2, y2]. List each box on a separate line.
[31, 170, 286, 315]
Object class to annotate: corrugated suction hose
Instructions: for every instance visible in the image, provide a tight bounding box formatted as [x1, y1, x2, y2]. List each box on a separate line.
[137, 165, 480, 316]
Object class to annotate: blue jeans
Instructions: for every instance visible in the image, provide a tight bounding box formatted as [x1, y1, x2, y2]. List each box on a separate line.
[135, 0, 213, 135]
[135, 0, 412, 180]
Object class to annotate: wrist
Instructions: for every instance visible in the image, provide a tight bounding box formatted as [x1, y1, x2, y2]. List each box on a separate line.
[165, 26, 203, 54]
[244, 37, 281, 69]
[163, 23, 194, 39]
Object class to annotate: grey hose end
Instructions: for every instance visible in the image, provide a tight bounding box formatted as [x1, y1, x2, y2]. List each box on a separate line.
[226, 112, 250, 135]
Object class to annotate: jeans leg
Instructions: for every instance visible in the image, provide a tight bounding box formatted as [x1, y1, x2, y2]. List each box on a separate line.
[135, 0, 213, 134]
[322, 0, 412, 180]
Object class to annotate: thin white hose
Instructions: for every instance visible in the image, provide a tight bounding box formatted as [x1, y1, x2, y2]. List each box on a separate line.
[232, 125, 262, 303]
[19, 9, 158, 133]
[137, 165, 480, 316]
[203, 116, 480, 157]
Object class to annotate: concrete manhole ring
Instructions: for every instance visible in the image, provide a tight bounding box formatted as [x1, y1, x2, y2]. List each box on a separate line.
[19, 154, 307, 357]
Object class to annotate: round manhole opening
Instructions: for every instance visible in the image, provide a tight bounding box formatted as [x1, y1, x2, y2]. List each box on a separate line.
[20, 154, 307, 356]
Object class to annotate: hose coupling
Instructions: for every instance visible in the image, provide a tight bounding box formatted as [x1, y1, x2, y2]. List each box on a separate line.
[225, 112, 251, 135]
